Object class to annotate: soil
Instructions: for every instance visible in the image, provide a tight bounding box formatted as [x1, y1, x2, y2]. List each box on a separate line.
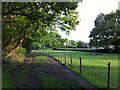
[7, 53, 94, 89]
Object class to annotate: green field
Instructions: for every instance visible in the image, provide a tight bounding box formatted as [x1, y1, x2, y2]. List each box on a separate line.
[35, 50, 119, 88]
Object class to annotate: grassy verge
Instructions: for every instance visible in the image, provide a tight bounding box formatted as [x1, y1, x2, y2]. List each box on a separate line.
[2, 54, 84, 88]
[36, 50, 118, 88]
[37, 75, 84, 88]
[2, 59, 19, 88]
[35, 56, 49, 61]
[2, 69, 14, 88]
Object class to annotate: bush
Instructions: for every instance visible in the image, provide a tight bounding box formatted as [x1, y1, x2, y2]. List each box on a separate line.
[11, 46, 26, 62]
[22, 38, 33, 53]
[96, 48, 115, 53]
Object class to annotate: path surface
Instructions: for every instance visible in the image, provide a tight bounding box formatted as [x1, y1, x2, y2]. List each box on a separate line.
[8, 53, 94, 89]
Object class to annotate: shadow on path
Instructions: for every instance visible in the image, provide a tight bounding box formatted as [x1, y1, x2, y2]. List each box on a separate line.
[3, 52, 94, 89]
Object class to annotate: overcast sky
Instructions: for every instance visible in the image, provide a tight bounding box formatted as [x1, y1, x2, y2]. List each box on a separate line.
[58, 0, 119, 43]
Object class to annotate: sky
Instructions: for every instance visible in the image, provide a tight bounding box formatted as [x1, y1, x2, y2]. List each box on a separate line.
[58, 0, 120, 43]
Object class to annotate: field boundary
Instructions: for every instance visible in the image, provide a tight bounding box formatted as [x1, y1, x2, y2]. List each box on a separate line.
[40, 53, 94, 89]
[39, 51, 118, 88]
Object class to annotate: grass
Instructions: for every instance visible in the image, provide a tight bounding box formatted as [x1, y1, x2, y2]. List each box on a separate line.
[2, 62, 16, 88]
[36, 50, 119, 88]
[37, 75, 84, 88]
[2, 70, 14, 88]
[2, 54, 84, 88]
[35, 56, 49, 61]
[34, 55, 84, 88]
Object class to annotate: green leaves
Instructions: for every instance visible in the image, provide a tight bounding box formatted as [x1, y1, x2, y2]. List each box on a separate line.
[89, 10, 120, 51]
[56, 10, 79, 33]
[2, 2, 79, 57]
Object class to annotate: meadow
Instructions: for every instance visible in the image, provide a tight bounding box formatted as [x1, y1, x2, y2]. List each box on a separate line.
[35, 49, 119, 88]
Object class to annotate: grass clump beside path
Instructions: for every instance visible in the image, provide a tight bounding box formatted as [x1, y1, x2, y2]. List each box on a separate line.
[37, 75, 83, 88]
[36, 50, 119, 88]
[2, 53, 85, 89]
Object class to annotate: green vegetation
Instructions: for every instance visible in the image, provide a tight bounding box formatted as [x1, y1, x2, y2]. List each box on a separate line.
[35, 56, 48, 61]
[37, 50, 118, 88]
[37, 75, 83, 88]
[2, 54, 84, 88]
[89, 10, 120, 52]
[2, 59, 21, 88]
[2, 68, 14, 88]
[2, 2, 119, 89]
[2, 2, 79, 58]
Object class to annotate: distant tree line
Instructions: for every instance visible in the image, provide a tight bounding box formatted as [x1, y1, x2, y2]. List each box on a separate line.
[22, 35, 89, 52]
[64, 40, 89, 48]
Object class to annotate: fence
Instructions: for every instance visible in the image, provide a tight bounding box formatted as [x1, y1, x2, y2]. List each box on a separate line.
[42, 51, 113, 88]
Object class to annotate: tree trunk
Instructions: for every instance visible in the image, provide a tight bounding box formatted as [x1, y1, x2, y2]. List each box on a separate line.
[6, 32, 26, 57]
[114, 43, 118, 53]
[2, 37, 12, 51]
[2, 29, 24, 51]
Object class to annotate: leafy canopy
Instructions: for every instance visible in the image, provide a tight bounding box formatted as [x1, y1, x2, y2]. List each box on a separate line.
[89, 10, 120, 52]
[2, 2, 80, 57]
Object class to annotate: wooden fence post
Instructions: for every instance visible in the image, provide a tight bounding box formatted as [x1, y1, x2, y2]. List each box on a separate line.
[56, 53, 57, 59]
[70, 55, 72, 66]
[53, 52, 54, 57]
[54, 52, 55, 58]
[59, 52, 61, 60]
[56, 52, 57, 59]
[56, 52, 58, 59]
[107, 62, 111, 88]
[61, 52, 62, 61]
[55, 53, 57, 59]
[61, 52, 63, 62]
[79, 57, 82, 73]
[64, 53, 67, 65]
[55, 52, 56, 58]
[57, 52, 58, 59]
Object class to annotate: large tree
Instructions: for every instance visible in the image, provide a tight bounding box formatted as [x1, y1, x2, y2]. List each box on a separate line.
[77, 41, 88, 48]
[65, 40, 77, 48]
[40, 32, 67, 48]
[2, 2, 80, 57]
[89, 10, 120, 52]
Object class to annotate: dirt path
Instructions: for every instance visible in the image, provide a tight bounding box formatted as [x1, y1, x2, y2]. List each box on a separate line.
[8, 53, 94, 89]
[47, 57, 94, 89]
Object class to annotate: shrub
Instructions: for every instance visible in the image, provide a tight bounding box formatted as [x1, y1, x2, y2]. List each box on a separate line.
[11, 46, 26, 62]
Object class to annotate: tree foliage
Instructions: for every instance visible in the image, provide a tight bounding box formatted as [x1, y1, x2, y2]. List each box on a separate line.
[2, 2, 79, 58]
[77, 41, 88, 48]
[65, 40, 77, 48]
[89, 10, 120, 52]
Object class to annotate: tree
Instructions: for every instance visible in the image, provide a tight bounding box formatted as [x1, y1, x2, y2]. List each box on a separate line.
[77, 41, 88, 48]
[89, 10, 120, 52]
[22, 38, 33, 53]
[65, 40, 77, 48]
[42, 32, 62, 48]
[2, 2, 79, 58]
